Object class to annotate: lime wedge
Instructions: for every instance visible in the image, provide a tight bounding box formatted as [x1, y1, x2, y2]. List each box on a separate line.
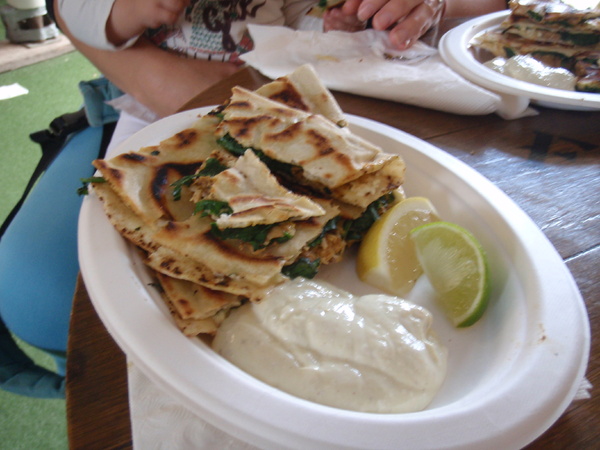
[409, 221, 490, 327]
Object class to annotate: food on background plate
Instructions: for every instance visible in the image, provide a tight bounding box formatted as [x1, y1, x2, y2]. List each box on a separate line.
[484, 54, 578, 89]
[472, 0, 600, 92]
[88, 64, 406, 336]
[212, 278, 448, 413]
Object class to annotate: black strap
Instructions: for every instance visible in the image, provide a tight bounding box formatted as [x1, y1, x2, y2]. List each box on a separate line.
[0, 109, 96, 239]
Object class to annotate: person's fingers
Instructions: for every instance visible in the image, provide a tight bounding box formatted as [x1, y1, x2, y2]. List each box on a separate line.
[351, 0, 422, 26]
[159, 0, 190, 13]
[388, 0, 444, 49]
[342, 0, 363, 15]
[323, 8, 367, 32]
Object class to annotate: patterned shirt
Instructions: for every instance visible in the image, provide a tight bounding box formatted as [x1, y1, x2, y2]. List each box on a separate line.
[58, 0, 317, 62]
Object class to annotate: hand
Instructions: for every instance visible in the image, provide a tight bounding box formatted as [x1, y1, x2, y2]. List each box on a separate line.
[322, 7, 368, 33]
[133, 0, 190, 29]
[341, 0, 445, 49]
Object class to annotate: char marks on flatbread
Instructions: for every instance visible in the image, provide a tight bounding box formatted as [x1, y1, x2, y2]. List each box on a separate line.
[93, 182, 284, 299]
[209, 150, 325, 228]
[89, 64, 406, 336]
[156, 272, 242, 320]
[255, 64, 347, 127]
[217, 87, 395, 189]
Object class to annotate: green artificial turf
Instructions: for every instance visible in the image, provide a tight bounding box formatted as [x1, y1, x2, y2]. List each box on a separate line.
[0, 338, 67, 450]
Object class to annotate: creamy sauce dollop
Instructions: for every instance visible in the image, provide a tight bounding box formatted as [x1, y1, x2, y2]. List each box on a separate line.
[212, 279, 447, 413]
[484, 55, 577, 91]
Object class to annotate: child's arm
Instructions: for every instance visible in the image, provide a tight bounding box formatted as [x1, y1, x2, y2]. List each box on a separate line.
[322, 6, 366, 32]
[57, 0, 189, 50]
[107, 0, 190, 46]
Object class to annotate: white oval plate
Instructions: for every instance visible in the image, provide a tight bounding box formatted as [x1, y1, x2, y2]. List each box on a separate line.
[79, 108, 590, 449]
[439, 11, 600, 111]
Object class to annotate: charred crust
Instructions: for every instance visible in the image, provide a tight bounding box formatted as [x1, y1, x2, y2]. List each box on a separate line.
[109, 167, 122, 180]
[268, 122, 302, 142]
[122, 153, 147, 162]
[267, 85, 309, 112]
[174, 129, 198, 148]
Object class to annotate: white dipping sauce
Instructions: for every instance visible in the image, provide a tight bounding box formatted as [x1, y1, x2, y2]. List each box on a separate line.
[485, 55, 577, 91]
[212, 279, 447, 413]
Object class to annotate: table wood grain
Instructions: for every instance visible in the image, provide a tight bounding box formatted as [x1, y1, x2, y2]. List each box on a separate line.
[66, 65, 599, 449]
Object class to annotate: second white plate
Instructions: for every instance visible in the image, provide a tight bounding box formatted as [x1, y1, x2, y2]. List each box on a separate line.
[439, 11, 600, 111]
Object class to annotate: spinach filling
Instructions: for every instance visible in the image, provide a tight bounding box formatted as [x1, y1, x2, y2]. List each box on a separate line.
[217, 133, 296, 176]
[77, 176, 106, 196]
[526, 11, 544, 22]
[343, 192, 396, 242]
[559, 31, 600, 47]
[188, 131, 397, 279]
[210, 223, 293, 251]
[282, 257, 321, 279]
[170, 157, 228, 201]
[194, 199, 233, 218]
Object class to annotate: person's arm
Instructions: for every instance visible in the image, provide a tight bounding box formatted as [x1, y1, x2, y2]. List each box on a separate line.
[57, 0, 121, 50]
[53, 0, 239, 118]
[57, 0, 189, 49]
[106, 0, 189, 47]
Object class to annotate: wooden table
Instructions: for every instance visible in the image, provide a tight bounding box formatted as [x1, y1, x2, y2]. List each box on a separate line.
[66, 66, 599, 448]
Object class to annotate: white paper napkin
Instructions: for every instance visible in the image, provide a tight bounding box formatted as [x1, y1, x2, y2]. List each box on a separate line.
[128, 358, 592, 449]
[240, 25, 536, 119]
[128, 361, 258, 450]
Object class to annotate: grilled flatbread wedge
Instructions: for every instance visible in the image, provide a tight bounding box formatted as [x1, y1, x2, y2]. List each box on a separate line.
[89, 64, 406, 336]
[255, 64, 347, 127]
[207, 150, 325, 228]
[156, 272, 242, 321]
[92, 114, 221, 222]
[215, 87, 401, 190]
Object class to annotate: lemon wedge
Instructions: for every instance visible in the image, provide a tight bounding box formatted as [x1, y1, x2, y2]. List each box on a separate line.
[356, 197, 440, 296]
[410, 221, 490, 327]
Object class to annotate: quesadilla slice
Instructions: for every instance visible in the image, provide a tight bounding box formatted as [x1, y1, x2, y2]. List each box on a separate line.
[255, 64, 347, 127]
[574, 50, 600, 92]
[92, 180, 285, 298]
[92, 113, 222, 222]
[215, 87, 396, 190]
[155, 272, 242, 320]
[162, 293, 227, 337]
[473, 29, 584, 66]
[205, 150, 325, 229]
[508, 0, 600, 28]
